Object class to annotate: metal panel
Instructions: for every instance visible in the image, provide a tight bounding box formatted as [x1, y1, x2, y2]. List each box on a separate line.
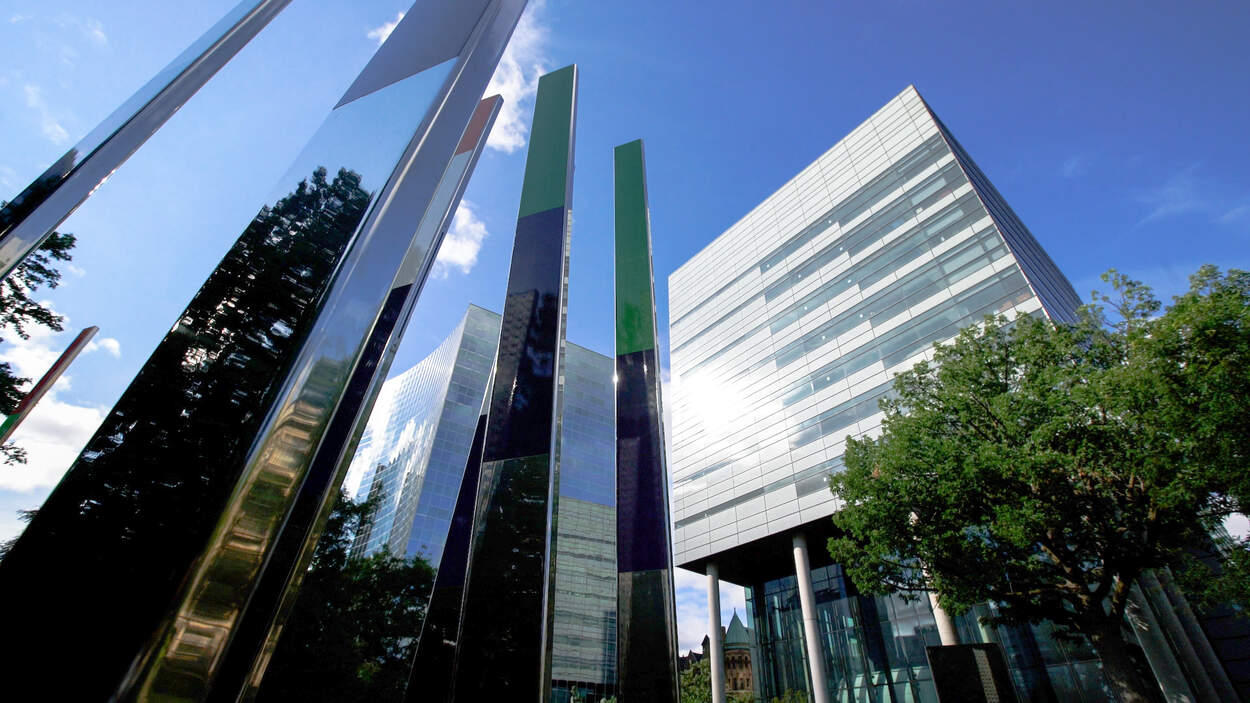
[0, 2, 525, 701]
[451, 64, 578, 703]
[613, 139, 680, 702]
[0, 0, 292, 282]
[0, 326, 97, 442]
[229, 95, 504, 702]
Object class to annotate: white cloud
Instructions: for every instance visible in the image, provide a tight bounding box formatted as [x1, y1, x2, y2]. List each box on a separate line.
[23, 84, 45, 108]
[39, 120, 69, 145]
[65, 263, 86, 278]
[1219, 204, 1249, 224]
[674, 567, 747, 653]
[0, 324, 110, 492]
[49, 13, 107, 48]
[434, 201, 489, 277]
[81, 18, 107, 47]
[22, 84, 70, 146]
[0, 388, 106, 492]
[85, 337, 121, 358]
[366, 11, 404, 46]
[363, 4, 549, 153]
[1135, 165, 1205, 226]
[1133, 165, 1250, 230]
[1075, 257, 1250, 307]
[1061, 154, 1089, 179]
[483, 1, 550, 153]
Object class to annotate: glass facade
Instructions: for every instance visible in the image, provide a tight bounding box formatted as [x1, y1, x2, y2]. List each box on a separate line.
[347, 304, 500, 563]
[408, 413, 488, 703]
[746, 566, 1111, 703]
[350, 318, 618, 702]
[667, 88, 1076, 564]
[667, 86, 1106, 702]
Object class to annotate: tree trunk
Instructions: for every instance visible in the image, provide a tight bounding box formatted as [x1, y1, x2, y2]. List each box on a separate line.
[1087, 619, 1158, 703]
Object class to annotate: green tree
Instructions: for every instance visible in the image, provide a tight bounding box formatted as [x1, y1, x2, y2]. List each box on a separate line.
[255, 491, 435, 701]
[0, 202, 76, 465]
[678, 658, 760, 703]
[828, 267, 1249, 703]
[680, 658, 712, 703]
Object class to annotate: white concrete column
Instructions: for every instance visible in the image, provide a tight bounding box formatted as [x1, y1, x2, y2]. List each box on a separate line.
[910, 511, 959, 647]
[707, 562, 727, 703]
[791, 533, 831, 703]
[1155, 568, 1240, 701]
[1141, 570, 1225, 701]
[927, 589, 960, 646]
[1126, 584, 1196, 701]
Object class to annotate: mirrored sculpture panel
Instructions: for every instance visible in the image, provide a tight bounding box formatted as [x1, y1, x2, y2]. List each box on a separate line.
[0, 0, 292, 281]
[0, 2, 526, 700]
[614, 139, 680, 702]
[451, 64, 578, 702]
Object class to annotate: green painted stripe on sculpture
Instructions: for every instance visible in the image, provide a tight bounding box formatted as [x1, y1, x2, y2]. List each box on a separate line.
[518, 65, 576, 218]
[615, 139, 657, 356]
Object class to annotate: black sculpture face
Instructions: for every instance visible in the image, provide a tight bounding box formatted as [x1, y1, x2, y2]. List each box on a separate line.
[0, 165, 371, 701]
[447, 65, 578, 702]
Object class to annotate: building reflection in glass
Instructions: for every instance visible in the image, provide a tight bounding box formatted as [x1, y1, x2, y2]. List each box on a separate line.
[746, 564, 1111, 702]
[255, 490, 436, 702]
[233, 95, 504, 700]
[406, 413, 489, 703]
[550, 343, 618, 703]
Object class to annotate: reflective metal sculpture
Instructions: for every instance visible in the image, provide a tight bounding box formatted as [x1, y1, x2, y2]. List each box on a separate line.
[450, 64, 578, 702]
[613, 139, 681, 702]
[0, 325, 97, 442]
[0, 0, 292, 282]
[407, 411, 490, 703]
[0, 2, 526, 700]
[230, 95, 504, 701]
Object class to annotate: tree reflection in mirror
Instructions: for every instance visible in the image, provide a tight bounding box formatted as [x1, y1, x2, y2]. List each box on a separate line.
[256, 490, 434, 702]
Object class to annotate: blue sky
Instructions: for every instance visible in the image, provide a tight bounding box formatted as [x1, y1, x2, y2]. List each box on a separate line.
[2, 0, 1248, 650]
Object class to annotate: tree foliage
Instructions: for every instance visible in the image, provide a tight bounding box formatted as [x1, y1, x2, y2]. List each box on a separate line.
[767, 690, 808, 703]
[256, 490, 435, 701]
[678, 657, 759, 703]
[0, 201, 76, 465]
[0, 167, 378, 698]
[828, 266, 1249, 703]
[679, 658, 712, 703]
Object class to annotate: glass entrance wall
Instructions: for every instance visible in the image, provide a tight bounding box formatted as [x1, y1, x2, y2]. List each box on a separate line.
[746, 564, 1113, 703]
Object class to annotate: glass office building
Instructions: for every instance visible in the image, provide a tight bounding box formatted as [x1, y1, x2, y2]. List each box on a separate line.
[349, 304, 499, 563]
[346, 306, 618, 700]
[666, 86, 1116, 701]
